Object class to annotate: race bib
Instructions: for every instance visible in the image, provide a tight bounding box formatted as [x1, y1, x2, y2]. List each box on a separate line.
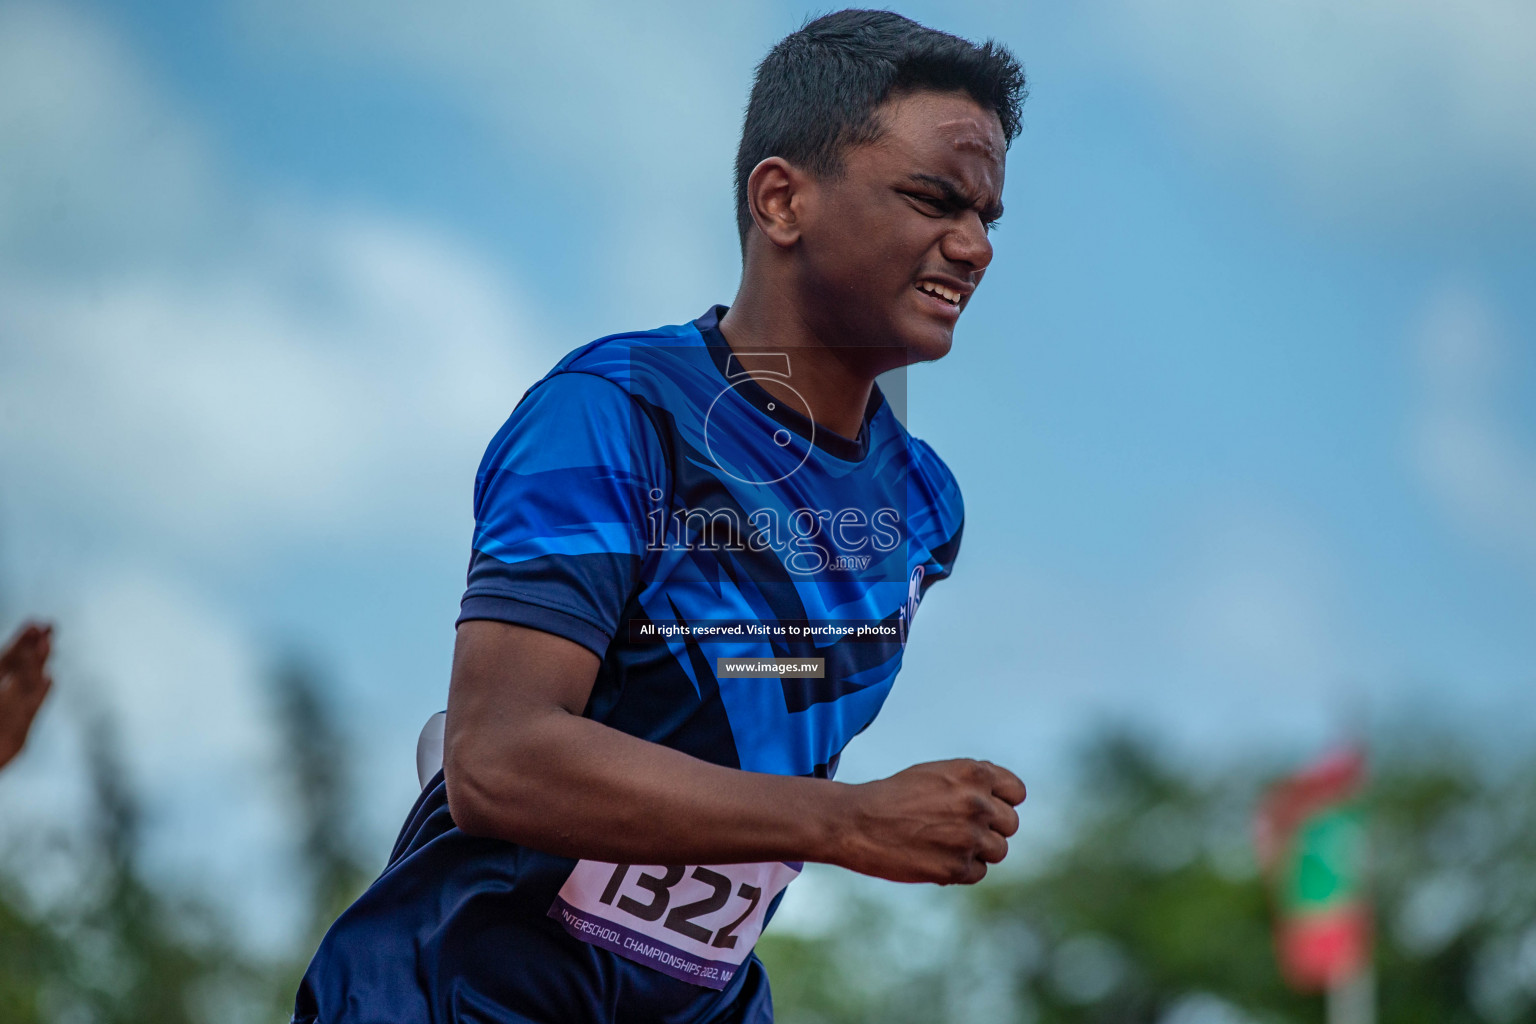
[549, 859, 801, 990]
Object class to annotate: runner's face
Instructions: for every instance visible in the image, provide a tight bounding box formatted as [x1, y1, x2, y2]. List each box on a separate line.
[801, 90, 1005, 364]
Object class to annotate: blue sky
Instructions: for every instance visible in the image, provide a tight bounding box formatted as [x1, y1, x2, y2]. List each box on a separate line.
[1, 0, 1533, 949]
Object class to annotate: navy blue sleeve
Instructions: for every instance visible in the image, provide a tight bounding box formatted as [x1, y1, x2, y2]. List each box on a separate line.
[906, 435, 964, 588]
[458, 371, 669, 657]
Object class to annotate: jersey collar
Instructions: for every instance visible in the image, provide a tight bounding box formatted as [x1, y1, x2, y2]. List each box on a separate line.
[693, 305, 883, 464]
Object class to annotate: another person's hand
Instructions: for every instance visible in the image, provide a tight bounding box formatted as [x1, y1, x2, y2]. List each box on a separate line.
[836, 758, 1026, 884]
[0, 622, 54, 771]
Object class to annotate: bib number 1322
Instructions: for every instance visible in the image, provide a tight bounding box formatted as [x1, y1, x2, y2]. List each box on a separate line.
[549, 858, 801, 990]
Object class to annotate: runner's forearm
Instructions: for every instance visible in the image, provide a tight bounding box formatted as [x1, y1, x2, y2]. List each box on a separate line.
[445, 707, 851, 866]
[443, 621, 1023, 884]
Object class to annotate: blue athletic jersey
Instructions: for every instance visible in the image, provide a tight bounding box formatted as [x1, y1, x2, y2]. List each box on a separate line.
[294, 306, 964, 1024]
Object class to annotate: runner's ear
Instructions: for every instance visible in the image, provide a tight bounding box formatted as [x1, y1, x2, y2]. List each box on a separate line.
[744, 157, 806, 249]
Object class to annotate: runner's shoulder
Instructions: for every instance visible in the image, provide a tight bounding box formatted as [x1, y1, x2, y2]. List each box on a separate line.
[544, 319, 705, 393]
[904, 432, 964, 523]
[492, 320, 705, 437]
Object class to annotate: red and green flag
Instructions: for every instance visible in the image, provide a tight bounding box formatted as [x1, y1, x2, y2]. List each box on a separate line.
[1254, 748, 1371, 992]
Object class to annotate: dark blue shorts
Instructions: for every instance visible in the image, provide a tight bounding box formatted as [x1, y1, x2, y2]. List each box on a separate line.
[292, 775, 775, 1024]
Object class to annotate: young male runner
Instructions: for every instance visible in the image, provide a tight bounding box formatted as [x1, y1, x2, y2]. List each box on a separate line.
[295, 11, 1027, 1023]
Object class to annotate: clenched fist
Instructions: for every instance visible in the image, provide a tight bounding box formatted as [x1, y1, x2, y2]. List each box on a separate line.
[834, 759, 1026, 884]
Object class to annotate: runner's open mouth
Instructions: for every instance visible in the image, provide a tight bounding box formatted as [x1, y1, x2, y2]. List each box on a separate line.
[915, 281, 961, 306]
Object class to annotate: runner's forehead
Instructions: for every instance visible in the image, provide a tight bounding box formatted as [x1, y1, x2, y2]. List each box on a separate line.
[877, 97, 1006, 193]
[933, 115, 1005, 163]
[883, 111, 1005, 203]
[935, 115, 1005, 198]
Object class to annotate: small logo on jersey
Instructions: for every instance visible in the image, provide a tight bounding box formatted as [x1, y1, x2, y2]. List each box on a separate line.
[703, 352, 815, 485]
[898, 565, 925, 646]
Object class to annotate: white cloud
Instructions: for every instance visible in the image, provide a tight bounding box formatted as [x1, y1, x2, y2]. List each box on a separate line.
[1095, 0, 1536, 219]
[231, 0, 767, 174]
[228, 0, 763, 310]
[0, 564, 308, 952]
[73, 567, 272, 786]
[0, 4, 545, 561]
[1412, 282, 1536, 568]
[0, 1, 550, 945]
[1, 214, 538, 557]
[0, 2, 225, 269]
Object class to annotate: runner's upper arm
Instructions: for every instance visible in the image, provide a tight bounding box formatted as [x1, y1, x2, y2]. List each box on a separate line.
[443, 370, 664, 836]
[443, 620, 601, 835]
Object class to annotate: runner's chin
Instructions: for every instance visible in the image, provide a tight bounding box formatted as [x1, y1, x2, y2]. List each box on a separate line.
[896, 287, 959, 362]
[900, 314, 956, 363]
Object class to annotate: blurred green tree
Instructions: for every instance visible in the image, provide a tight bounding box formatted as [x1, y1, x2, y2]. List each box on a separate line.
[269, 656, 374, 953]
[0, 654, 374, 1022]
[66, 707, 259, 1024]
[759, 732, 1536, 1024]
[0, 702, 266, 1023]
[5, 657, 1533, 1024]
[0, 869, 68, 1023]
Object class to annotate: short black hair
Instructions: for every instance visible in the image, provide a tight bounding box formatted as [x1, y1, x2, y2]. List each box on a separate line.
[734, 9, 1026, 245]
